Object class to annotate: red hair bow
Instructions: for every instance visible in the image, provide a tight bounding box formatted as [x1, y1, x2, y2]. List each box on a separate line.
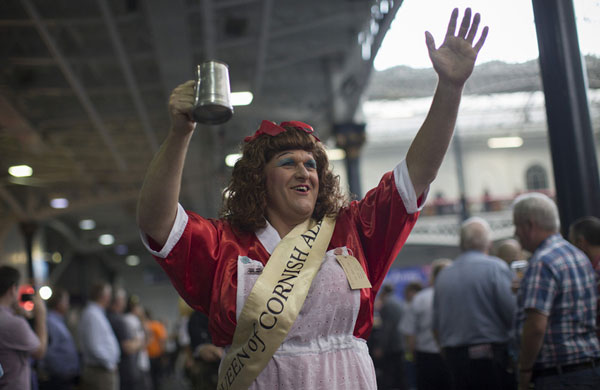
[244, 120, 320, 142]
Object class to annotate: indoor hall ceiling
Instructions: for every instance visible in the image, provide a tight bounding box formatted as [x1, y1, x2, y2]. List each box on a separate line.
[0, 0, 399, 255]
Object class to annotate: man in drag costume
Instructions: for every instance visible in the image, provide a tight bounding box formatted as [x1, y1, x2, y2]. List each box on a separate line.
[137, 8, 488, 390]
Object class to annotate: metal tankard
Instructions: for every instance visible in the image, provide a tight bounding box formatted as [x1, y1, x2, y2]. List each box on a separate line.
[192, 60, 234, 125]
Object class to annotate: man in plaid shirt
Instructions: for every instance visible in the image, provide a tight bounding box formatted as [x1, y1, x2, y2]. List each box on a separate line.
[513, 193, 600, 390]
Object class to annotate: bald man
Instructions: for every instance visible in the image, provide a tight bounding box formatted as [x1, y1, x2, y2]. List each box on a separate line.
[496, 239, 523, 266]
[433, 217, 516, 390]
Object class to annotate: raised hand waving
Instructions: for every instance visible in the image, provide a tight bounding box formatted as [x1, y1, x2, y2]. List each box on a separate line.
[425, 8, 489, 87]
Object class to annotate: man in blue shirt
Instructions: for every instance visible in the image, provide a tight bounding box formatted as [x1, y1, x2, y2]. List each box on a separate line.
[433, 217, 516, 390]
[513, 193, 600, 390]
[39, 287, 79, 390]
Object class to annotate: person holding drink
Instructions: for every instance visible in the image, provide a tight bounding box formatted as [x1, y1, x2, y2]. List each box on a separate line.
[137, 8, 488, 389]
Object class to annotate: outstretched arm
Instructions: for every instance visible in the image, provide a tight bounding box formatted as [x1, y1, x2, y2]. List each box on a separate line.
[406, 8, 488, 197]
[137, 80, 197, 246]
[518, 309, 547, 390]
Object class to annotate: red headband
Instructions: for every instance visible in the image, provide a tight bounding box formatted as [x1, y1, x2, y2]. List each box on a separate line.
[244, 120, 320, 143]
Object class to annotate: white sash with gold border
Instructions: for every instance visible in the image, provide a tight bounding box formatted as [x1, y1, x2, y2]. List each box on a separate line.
[217, 216, 336, 390]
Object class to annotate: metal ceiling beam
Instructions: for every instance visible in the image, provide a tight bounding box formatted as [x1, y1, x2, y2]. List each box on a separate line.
[7, 57, 56, 66]
[270, 12, 361, 40]
[45, 220, 140, 256]
[218, 36, 256, 50]
[37, 114, 162, 129]
[145, 0, 194, 94]
[96, 0, 158, 153]
[0, 14, 142, 27]
[330, 0, 403, 123]
[217, 11, 362, 51]
[0, 94, 45, 154]
[145, 0, 211, 215]
[267, 46, 343, 71]
[48, 247, 74, 285]
[0, 94, 94, 190]
[0, 186, 28, 219]
[188, 0, 259, 12]
[0, 17, 99, 27]
[18, 84, 164, 98]
[368, 1, 403, 68]
[20, 0, 128, 172]
[33, 189, 139, 221]
[253, 0, 273, 96]
[345, 0, 403, 118]
[0, 217, 17, 253]
[214, 0, 259, 9]
[201, 0, 216, 59]
[8, 51, 156, 66]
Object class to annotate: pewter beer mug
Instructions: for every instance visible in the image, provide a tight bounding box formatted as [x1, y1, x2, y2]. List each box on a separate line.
[192, 61, 233, 125]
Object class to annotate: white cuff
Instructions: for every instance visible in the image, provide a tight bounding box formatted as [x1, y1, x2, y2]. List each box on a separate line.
[140, 203, 189, 258]
[393, 159, 429, 214]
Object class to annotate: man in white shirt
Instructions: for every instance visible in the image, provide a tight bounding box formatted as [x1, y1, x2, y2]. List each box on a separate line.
[78, 282, 120, 390]
[400, 259, 452, 390]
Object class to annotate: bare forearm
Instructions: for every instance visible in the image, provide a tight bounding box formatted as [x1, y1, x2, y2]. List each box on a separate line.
[517, 311, 546, 389]
[406, 80, 463, 196]
[519, 316, 545, 370]
[32, 313, 47, 359]
[122, 338, 143, 354]
[137, 129, 194, 246]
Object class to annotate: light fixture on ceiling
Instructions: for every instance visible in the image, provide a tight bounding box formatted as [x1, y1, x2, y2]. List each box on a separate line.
[487, 136, 523, 149]
[39, 286, 52, 300]
[50, 198, 69, 209]
[8, 165, 33, 177]
[126, 255, 140, 266]
[51, 252, 62, 264]
[98, 234, 115, 246]
[327, 148, 346, 161]
[231, 91, 253, 106]
[222, 188, 231, 199]
[225, 153, 242, 167]
[79, 219, 96, 230]
[226, 149, 347, 167]
[115, 244, 128, 256]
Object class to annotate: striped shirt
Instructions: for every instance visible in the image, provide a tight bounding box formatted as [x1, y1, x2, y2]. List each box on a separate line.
[516, 234, 600, 369]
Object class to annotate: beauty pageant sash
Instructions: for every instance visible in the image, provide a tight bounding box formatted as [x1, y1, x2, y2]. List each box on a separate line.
[217, 216, 336, 390]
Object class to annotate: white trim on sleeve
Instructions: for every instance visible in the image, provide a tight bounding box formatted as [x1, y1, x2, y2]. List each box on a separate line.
[393, 159, 429, 214]
[140, 203, 189, 258]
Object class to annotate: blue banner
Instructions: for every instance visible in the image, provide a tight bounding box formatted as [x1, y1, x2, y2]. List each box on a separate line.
[382, 265, 431, 301]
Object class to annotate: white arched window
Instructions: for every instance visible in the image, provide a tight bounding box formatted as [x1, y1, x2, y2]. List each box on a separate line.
[526, 164, 548, 190]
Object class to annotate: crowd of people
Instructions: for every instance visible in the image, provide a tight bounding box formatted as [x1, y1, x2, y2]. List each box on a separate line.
[1, 207, 598, 390]
[0, 275, 181, 390]
[369, 205, 600, 390]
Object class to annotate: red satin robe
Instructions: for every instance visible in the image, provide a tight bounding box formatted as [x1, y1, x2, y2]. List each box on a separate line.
[145, 162, 423, 347]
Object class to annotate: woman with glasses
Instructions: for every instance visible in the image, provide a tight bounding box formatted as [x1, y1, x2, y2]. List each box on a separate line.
[137, 8, 487, 390]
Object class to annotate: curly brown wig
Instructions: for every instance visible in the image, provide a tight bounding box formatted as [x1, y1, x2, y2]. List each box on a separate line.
[220, 126, 347, 232]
